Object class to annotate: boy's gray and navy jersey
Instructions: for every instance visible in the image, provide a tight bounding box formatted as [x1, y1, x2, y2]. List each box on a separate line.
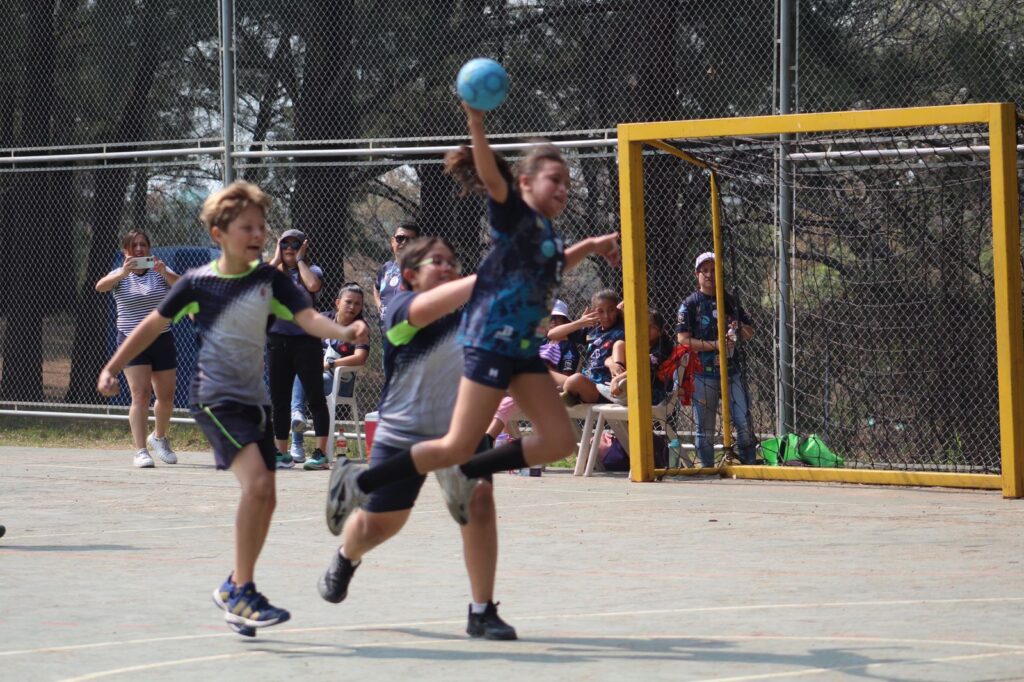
[157, 261, 310, 406]
[373, 290, 462, 449]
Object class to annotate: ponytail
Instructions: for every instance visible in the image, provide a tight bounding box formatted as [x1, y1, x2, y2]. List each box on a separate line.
[443, 146, 514, 198]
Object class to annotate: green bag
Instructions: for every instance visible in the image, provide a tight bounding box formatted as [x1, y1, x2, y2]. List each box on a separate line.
[759, 433, 801, 466]
[796, 433, 844, 468]
[760, 433, 842, 467]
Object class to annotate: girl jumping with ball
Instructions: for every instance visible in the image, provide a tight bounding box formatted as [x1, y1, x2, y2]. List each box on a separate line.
[327, 101, 619, 530]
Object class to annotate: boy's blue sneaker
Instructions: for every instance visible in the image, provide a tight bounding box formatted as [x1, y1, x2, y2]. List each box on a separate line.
[224, 582, 291, 629]
[212, 574, 256, 637]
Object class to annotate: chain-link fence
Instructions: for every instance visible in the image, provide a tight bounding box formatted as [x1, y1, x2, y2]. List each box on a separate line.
[1, 1, 1022, 473]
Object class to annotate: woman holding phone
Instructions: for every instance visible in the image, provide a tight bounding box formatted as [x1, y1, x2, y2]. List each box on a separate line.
[95, 229, 181, 468]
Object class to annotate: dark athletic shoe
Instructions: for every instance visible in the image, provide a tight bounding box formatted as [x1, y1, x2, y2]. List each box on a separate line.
[303, 448, 330, 470]
[318, 550, 360, 604]
[326, 458, 367, 535]
[466, 601, 517, 640]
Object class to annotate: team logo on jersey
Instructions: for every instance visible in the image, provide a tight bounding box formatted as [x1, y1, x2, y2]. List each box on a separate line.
[389, 276, 400, 288]
[494, 325, 515, 340]
[541, 239, 556, 258]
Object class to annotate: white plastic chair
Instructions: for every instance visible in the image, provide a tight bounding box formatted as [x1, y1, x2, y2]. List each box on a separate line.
[577, 364, 690, 476]
[569, 402, 600, 476]
[326, 365, 363, 460]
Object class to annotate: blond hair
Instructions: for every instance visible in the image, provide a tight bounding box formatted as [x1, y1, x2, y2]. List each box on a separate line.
[199, 181, 271, 231]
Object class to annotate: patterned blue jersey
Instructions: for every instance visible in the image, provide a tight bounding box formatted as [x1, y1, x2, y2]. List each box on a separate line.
[157, 261, 310, 406]
[676, 290, 752, 374]
[458, 188, 565, 359]
[568, 320, 627, 384]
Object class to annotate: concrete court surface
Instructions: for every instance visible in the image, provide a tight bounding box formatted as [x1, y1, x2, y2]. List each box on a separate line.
[0, 445, 1022, 682]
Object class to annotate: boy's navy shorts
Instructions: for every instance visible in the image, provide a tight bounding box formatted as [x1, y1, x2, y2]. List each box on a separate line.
[366, 439, 494, 514]
[463, 347, 548, 390]
[191, 402, 277, 471]
[118, 330, 177, 371]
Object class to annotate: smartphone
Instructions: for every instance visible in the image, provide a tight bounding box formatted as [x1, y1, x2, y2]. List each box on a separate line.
[131, 256, 155, 269]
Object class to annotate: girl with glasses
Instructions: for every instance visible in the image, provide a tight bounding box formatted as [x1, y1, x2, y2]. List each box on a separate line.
[318, 236, 516, 640]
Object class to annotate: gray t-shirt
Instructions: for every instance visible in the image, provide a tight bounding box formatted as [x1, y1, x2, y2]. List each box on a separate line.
[157, 261, 310, 406]
[373, 290, 463, 449]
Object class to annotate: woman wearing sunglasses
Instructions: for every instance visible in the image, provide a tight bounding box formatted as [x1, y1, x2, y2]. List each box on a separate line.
[373, 222, 420, 333]
[266, 229, 328, 468]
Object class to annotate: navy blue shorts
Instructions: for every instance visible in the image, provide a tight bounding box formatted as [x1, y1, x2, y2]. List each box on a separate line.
[191, 402, 277, 472]
[366, 439, 494, 514]
[118, 330, 177, 372]
[463, 347, 548, 390]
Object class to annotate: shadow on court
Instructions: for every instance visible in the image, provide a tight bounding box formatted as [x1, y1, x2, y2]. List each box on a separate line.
[1, 446, 1022, 682]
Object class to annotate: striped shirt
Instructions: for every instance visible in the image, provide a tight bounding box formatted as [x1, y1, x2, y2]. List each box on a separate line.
[109, 269, 171, 335]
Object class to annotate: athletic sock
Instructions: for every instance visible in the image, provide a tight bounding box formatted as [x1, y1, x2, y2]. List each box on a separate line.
[339, 546, 361, 567]
[355, 450, 419, 493]
[470, 601, 488, 615]
[460, 440, 527, 479]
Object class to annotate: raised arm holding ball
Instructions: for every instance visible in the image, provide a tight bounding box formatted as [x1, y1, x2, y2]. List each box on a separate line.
[325, 60, 621, 589]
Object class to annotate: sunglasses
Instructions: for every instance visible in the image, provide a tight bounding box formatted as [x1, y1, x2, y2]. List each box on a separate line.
[281, 240, 302, 250]
[415, 255, 460, 273]
[393, 234, 411, 244]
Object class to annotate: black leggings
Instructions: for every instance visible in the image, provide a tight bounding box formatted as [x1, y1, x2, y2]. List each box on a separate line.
[267, 333, 329, 440]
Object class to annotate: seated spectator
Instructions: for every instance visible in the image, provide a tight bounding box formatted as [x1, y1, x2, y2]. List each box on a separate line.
[290, 282, 370, 470]
[486, 299, 580, 440]
[550, 289, 624, 405]
[606, 309, 675, 406]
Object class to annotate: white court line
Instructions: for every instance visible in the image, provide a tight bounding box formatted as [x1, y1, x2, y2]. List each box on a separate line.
[54, 633, 1024, 682]
[0, 496, 636, 539]
[57, 637, 459, 682]
[5, 596, 1024, 658]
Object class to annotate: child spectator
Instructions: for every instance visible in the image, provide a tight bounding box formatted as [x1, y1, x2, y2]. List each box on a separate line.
[550, 289, 625, 404]
[290, 282, 371, 469]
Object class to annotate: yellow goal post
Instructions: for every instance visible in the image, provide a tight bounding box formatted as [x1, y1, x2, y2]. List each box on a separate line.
[616, 103, 1024, 498]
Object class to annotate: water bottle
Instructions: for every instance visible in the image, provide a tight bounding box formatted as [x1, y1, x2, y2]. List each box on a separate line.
[726, 326, 737, 359]
[668, 438, 682, 468]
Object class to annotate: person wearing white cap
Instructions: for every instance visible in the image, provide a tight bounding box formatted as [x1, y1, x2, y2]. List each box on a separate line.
[676, 251, 757, 466]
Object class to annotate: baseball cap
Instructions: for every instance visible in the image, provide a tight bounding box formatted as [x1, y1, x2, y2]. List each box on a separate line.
[550, 299, 570, 319]
[279, 229, 306, 244]
[695, 251, 715, 270]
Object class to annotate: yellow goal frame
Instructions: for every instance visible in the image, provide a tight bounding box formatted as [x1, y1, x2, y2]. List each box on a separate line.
[616, 103, 1024, 498]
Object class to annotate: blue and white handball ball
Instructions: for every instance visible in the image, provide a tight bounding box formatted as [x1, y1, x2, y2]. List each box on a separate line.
[456, 58, 509, 112]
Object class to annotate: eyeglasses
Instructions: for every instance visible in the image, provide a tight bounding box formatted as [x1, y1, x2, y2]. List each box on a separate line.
[281, 240, 302, 250]
[393, 234, 411, 244]
[415, 255, 460, 273]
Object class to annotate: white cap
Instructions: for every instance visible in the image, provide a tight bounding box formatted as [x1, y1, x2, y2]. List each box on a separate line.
[550, 299, 570, 319]
[695, 251, 715, 270]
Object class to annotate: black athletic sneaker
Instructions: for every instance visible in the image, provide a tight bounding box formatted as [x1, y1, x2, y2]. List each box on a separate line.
[318, 550, 360, 603]
[466, 601, 517, 640]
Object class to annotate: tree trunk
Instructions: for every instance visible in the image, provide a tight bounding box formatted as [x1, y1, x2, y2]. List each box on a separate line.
[0, 1, 59, 401]
[291, 0, 357, 304]
[65, 0, 167, 403]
